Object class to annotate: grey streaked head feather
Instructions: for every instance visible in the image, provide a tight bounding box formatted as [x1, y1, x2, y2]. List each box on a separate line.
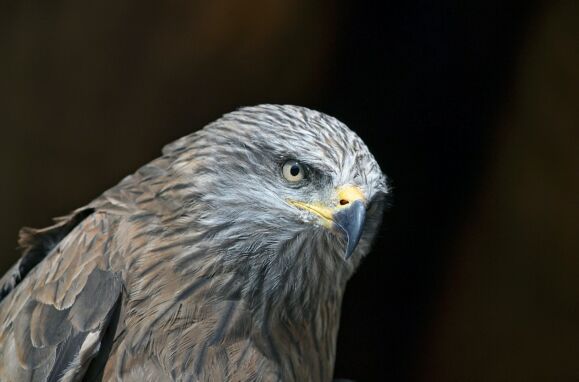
[152, 104, 388, 313]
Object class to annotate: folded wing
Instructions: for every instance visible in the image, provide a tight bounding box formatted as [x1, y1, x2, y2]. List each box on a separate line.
[0, 210, 122, 382]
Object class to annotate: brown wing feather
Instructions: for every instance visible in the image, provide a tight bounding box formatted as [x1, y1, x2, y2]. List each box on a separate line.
[0, 211, 122, 382]
[0, 208, 94, 302]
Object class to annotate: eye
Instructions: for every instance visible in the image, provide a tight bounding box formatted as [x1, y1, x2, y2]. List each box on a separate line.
[282, 160, 305, 182]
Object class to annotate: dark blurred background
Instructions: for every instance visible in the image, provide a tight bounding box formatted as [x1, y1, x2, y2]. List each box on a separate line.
[1, 0, 578, 380]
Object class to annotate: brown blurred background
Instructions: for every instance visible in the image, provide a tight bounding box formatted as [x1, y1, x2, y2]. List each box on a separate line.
[1, 0, 578, 380]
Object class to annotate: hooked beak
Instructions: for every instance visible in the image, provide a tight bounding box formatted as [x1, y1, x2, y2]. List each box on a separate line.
[288, 185, 367, 258]
[333, 199, 366, 258]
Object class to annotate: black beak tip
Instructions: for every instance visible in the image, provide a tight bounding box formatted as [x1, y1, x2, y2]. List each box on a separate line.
[333, 200, 366, 259]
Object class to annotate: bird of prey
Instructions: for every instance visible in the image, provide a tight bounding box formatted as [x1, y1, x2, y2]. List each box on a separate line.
[0, 105, 388, 381]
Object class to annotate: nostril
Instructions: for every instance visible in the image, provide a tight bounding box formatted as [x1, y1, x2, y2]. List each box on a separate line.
[339, 199, 349, 206]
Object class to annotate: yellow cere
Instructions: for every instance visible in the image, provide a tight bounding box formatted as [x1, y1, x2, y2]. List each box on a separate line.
[336, 185, 365, 207]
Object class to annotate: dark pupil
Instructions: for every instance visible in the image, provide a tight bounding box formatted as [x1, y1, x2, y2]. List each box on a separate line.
[290, 164, 300, 176]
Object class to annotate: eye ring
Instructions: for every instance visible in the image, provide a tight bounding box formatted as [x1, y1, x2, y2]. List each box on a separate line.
[282, 160, 305, 182]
